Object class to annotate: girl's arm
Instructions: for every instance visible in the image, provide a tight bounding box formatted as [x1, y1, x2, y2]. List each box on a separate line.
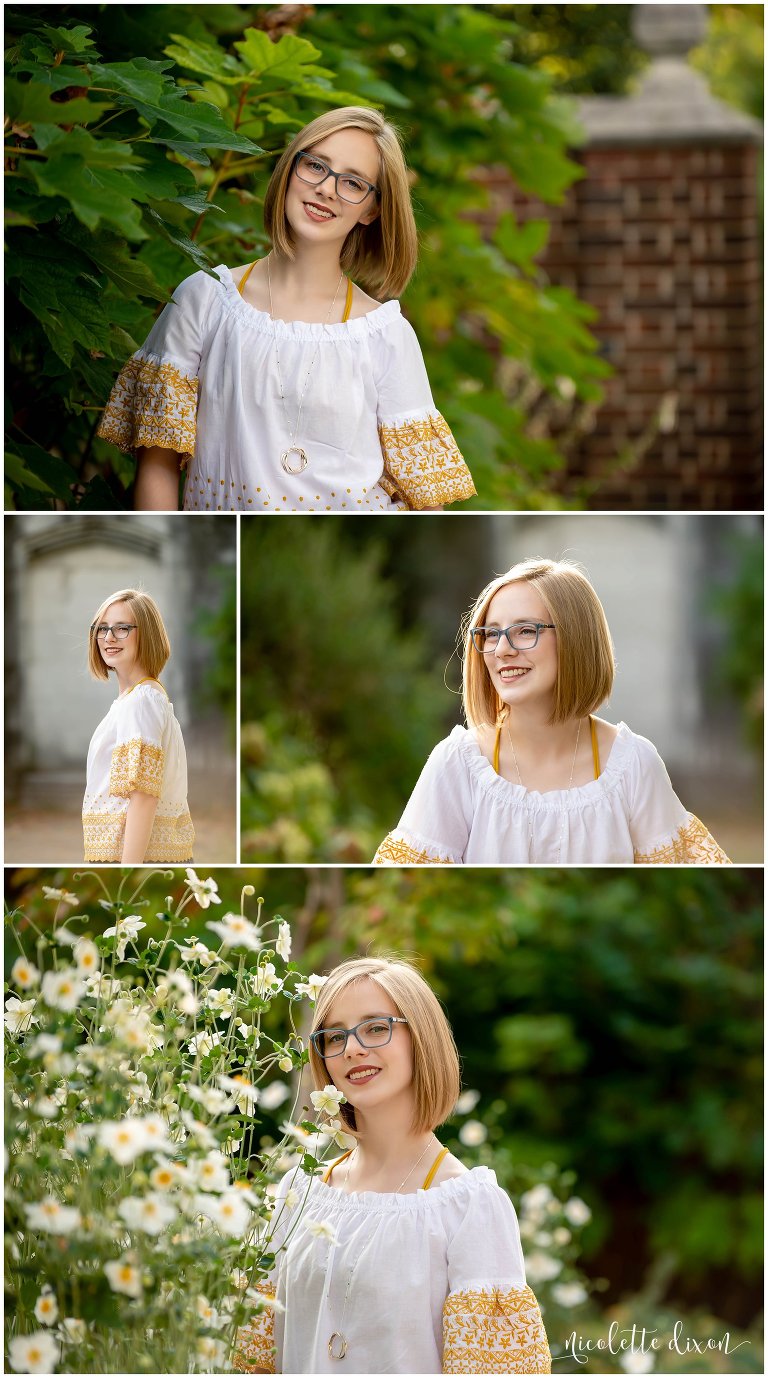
[121, 790, 160, 863]
[134, 447, 182, 510]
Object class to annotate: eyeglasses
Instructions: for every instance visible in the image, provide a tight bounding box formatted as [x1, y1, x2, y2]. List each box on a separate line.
[293, 151, 379, 205]
[470, 622, 556, 653]
[310, 1016, 408, 1059]
[91, 623, 137, 641]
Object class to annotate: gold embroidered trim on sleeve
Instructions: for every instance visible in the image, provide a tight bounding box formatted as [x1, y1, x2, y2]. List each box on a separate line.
[373, 833, 455, 865]
[634, 815, 731, 865]
[83, 810, 195, 864]
[109, 738, 165, 799]
[378, 412, 476, 509]
[234, 1286, 277, 1374]
[442, 1285, 551, 1374]
[96, 357, 198, 467]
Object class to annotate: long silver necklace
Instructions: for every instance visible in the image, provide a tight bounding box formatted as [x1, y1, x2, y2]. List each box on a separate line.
[267, 253, 344, 476]
[326, 1137, 437, 1361]
[506, 717, 583, 864]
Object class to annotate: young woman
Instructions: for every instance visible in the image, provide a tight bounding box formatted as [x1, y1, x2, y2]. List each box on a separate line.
[374, 558, 730, 865]
[83, 588, 194, 864]
[236, 957, 550, 1374]
[97, 107, 476, 514]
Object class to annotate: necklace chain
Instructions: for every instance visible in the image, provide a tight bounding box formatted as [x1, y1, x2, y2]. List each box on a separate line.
[506, 717, 584, 864]
[267, 252, 345, 475]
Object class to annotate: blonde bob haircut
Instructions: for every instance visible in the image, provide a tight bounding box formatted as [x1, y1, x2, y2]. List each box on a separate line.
[88, 588, 171, 683]
[308, 957, 460, 1137]
[462, 557, 616, 728]
[264, 107, 418, 300]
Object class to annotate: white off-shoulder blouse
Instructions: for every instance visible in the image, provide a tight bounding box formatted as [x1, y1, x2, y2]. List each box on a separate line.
[82, 681, 194, 863]
[96, 265, 476, 513]
[235, 1163, 550, 1375]
[373, 723, 730, 865]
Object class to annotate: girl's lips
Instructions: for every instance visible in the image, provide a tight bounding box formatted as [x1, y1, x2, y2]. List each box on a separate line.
[346, 1066, 381, 1084]
[303, 201, 336, 222]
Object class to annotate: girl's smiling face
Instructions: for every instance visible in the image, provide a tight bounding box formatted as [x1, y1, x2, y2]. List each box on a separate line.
[285, 127, 380, 248]
[95, 600, 141, 677]
[320, 978, 413, 1120]
[482, 580, 558, 711]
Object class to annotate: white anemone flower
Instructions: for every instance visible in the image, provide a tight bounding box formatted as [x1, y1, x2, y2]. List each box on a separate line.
[42, 886, 79, 906]
[275, 921, 292, 961]
[454, 1088, 481, 1115]
[178, 939, 218, 968]
[563, 1196, 592, 1227]
[207, 914, 262, 952]
[97, 1118, 151, 1165]
[295, 974, 328, 1001]
[196, 1337, 227, 1370]
[33, 1288, 58, 1325]
[180, 1110, 217, 1148]
[187, 1029, 222, 1058]
[4, 997, 39, 1036]
[205, 988, 235, 1019]
[8, 1330, 60, 1373]
[458, 1120, 487, 1147]
[310, 1086, 346, 1117]
[104, 1255, 143, 1298]
[251, 963, 283, 998]
[185, 869, 221, 909]
[139, 1113, 174, 1154]
[194, 1191, 252, 1238]
[24, 1198, 81, 1235]
[277, 1055, 294, 1073]
[305, 1218, 339, 1245]
[11, 957, 40, 990]
[28, 1033, 61, 1057]
[524, 1251, 563, 1283]
[192, 1152, 231, 1193]
[59, 1317, 87, 1344]
[73, 939, 100, 975]
[150, 1159, 186, 1192]
[118, 1193, 177, 1236]
[218, 1074, 260, 1112]
[260, 1080, 291, 1110]
[520, 1183, 555, 1221]
[195, 1295, 226, 1330]
[101, 915, 145, 961]
[186, 1084, 232, 1116]
[41, 968, 84, 1013]
[620, 1352, 655, 1375]
[551, 1281, 588, 1307]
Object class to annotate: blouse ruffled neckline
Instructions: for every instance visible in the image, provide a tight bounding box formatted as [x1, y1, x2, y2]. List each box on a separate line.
[453, 721, 634, 813]
[215, 264, 402, 341]
[307, 1164, 497, 1212]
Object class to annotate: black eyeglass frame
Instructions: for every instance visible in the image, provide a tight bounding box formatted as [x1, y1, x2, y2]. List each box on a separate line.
[293, 150, 380, 205]
[91, 623, 138, 640]
[310, 1015, 409, 1059]
[470, 621, 556, 653]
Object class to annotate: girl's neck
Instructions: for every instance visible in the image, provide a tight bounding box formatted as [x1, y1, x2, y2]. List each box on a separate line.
[115, 666, 151, 697]
[269, 244, 344, 297]
[504, 705, 584, 756]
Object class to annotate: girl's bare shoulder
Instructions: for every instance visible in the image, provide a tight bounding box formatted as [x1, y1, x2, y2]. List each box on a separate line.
[432, 1150, 469, 1187]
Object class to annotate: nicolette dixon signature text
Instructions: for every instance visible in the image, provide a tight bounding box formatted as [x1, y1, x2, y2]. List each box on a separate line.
[559, 1320, 749, 1366]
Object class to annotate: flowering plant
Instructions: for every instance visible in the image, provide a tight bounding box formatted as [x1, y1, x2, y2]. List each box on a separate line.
[4, 871, 345, 1374]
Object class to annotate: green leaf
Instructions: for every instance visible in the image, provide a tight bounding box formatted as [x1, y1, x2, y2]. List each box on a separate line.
[4, 450, 55, 494]
[58, 222, 168, 302]
[4, 79, 112, 126]
[494, 214, 551, 276]
[39, 23, 99, 57]
[233, 30, 323, 80]
[5, 440, 77, 501]
[92, 59, 262, 153]
[26, 128, 149, 240]
[142, 206, 215, 275]
[8, 236, 117, 367]
[164, 33, 245, 85]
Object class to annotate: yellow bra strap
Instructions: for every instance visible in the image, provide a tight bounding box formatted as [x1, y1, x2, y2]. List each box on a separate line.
[323, 1150, 353, 1183]
[237, 260, 258, 296]
[590, 715, 600, 779]
[126, 677, 167, 697]
[342, 277, 353, 322]
[421, 1146, 450, 1190]
[493, 724, 502, 775]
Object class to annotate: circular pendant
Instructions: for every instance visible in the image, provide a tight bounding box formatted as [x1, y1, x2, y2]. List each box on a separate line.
[328, 1332, 348, 1361]
[280, 446, 309, 476]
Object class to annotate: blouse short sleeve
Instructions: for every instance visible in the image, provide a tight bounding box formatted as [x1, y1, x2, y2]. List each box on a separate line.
[373, 729, 473, 864]
[373, 314, 476, 509]
[442, 1178, 551, 1374]
[96, 270, 219, 467]
[234, 1170, 302, 1375]
[108, 686, 167, 799]
[626, 734, 730, 864]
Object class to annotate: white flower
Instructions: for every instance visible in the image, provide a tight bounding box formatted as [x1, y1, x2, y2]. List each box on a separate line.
[192, 1152, 231, 1193]
[28, 1033, 61, 1057]
[458, 1119, 487, 1146]
[41, 967, 84, 1013]
[150, 1159, 186, 1192]
[280, 1120, 317, 1147]
[260, 1080, 291, 1110]
[83, 973, 121, 1001]
[295, 973, 328, 1001]
[42, 886, 79, 906]
[101, 916, 145, 960]
[620, 1352, 655, 1375]
[196, 1336, 227, 1370]
[118, 1193, 177, 1236]
[553, 1226, 572, 1246]
[186, 1084, 232, 1116]
[250, 962, 283, 997]
[32, 1097, 59, 1119]
[73, 939, 100, 975]
[140, 1113, 174, 1153]
[207, 913, 262, 952]
[180, 1110, 217, 1148]
[283, 1187, 300, 1210]
[551, 1281, 587, 1307]
[310, 1086, 346, 1117]
[563, 1196, 592, 1227]
[194, 1191, 252, 1237]
[230, 1269, 249, 1291]
[524, 1251, 563, 1283]
[275, 921, 292, 961]
[25, 1198, 81, 1235]
[178, 939, 218, 968]
[205, 987, 235, 1018]
[305, 1218, 339, 1245]
[454, 1088, 481, 1115]
[34, 1288, 58, 1325]
[104, 1254, 143, 1298]
[185, 869, 221, 909]
[4, 997, 39, 1036]
[520, 1183, 555, 1222]
[329, 1126, 357, 1151]
[195, 1295, 225, 1329]
[11, 957, 40, 990]
[97, 1118, 150, 1165]
[278, 1055, 294, 1074]
[8, 1330, 60, 1373]
[52, 926, 78, 946]
[59, 1318, 87, 1345]
[187, 1029, 222, 1058]
[64, 1124, 95, 1156]
[218, 1074, 260, 1112]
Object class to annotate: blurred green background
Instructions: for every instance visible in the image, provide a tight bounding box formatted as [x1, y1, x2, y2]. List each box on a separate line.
[6, 864, 763, 1371]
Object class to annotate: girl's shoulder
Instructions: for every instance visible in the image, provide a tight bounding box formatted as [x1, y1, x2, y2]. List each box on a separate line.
[430, 1149, 469, 1189]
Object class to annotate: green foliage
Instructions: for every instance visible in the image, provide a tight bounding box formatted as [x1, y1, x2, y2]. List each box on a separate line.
[6, 4, 611, 509]
[692, 4, 765, 121]
[708, 530, 764, 757]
